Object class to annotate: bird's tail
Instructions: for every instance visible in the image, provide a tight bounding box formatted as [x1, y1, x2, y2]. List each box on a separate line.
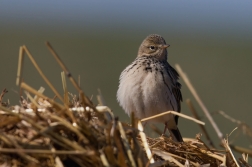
[168, 128, 183, 142]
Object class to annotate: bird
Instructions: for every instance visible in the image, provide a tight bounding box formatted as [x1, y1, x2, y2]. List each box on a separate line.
[117, 34, 183, 142]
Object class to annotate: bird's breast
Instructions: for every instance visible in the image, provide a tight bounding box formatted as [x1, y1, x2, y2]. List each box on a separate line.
[117, 57, 177, 122]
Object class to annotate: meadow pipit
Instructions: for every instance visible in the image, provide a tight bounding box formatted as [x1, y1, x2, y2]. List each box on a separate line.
[117, 34, 183, 142]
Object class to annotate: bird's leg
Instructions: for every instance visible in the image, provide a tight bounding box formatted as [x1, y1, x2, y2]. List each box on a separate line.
[142, 121, 147, 127]
[163, 122, 168, 135]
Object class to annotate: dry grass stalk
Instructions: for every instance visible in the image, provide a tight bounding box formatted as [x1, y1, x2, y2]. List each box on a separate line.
[175, 64, 224, 141]
[223, 138, 240, 167]
[186, 99, 215, 148]
[218, 110, 252, 157]
[230, 145, 252, 158]
[61, 71, 69, 106]
[20, 45, 64, 102]
[141, 110, 205, 125]
[0, 88, 9, 106]
[46, 42, 92, 109]
[0, 44, 250, 167]
[219, 110, 252, 144]
[137, 121, 154, 164]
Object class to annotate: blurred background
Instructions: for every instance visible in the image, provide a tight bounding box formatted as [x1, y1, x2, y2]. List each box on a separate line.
[1, 1, 252, 154]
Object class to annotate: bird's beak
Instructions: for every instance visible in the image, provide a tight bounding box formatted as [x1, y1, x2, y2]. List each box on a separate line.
[161, 44, 170, 49]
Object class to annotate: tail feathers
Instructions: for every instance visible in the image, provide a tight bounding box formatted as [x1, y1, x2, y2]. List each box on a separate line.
[168, 128, 183, 142]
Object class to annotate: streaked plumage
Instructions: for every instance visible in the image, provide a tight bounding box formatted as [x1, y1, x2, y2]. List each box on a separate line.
[117, 34, 183, 142]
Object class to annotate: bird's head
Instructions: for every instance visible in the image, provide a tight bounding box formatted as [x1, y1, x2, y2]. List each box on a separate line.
[137, 34, 170, 60]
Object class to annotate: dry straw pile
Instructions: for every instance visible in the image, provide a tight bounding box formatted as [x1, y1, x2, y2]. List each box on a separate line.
[0, 43, 250, 167]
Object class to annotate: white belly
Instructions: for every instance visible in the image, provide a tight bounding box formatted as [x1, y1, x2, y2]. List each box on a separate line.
[117, 61, 177, 123]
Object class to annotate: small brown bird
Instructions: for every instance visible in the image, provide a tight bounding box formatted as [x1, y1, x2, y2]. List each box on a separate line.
[117, 34, 183, 142]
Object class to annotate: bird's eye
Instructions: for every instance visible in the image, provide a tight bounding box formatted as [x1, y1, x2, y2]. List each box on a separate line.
[149, 46, 155, 50]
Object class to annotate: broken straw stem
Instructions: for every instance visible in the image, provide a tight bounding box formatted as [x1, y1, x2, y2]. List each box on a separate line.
[186, 99, 215, 148]
[141, 110, 205, 125]
[175, 64, 224, 141]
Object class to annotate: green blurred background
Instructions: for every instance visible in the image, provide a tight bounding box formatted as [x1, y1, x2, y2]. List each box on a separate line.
[1, 1, 252, 152]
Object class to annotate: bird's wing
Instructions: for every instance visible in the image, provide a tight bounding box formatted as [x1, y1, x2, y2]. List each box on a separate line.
[166, 63, 183, 124]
